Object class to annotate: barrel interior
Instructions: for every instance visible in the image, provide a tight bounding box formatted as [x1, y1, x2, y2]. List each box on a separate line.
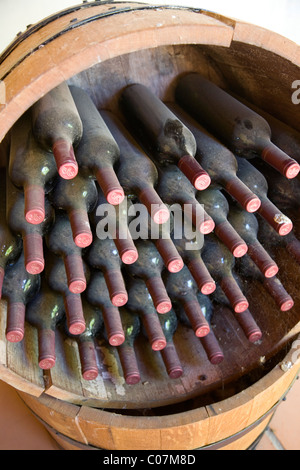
[1, 36, 300, 414]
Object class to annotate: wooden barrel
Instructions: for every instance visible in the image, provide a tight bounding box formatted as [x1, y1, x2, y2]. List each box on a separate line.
[1, 1, 300, 451]
[17, 346, 300, 450]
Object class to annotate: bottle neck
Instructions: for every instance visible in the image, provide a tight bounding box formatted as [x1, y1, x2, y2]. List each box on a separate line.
[220, 275, 249, 313]
[214, 220, 248, 258]
[38, 329, 56, 369]
[261, 141, 300, 179]
[258, 198, 293, 236]
[225, 176, 261, 213]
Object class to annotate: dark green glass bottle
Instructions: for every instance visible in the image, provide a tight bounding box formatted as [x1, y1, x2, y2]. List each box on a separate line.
[2, 251, 41, 343]
[117, 307, 141, 385]
[26, 279, 65, 369]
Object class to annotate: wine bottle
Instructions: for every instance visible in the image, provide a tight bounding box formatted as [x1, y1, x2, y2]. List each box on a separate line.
[158, 308, 183, 379]
[155, 163, 215, 234]
[2, 251, 41, 342]
[86, 236, 128, 307]
[101, 109, 170, 224]
[176, 293, 224, 365]
[228, 205, 279, 278]
[62, 297, 103, 380]
[117, 307, 141, 385]
[0, 170, 22, 298]
[69, 86, 124, 205]
[172, 231, 216, 295]
[201, 234, 249, 313]
[257, 216, 300, 266]
[235, 309, 263, 343]
[50, 170, 97, 248]
[9, 111, 58, 225]
[229, 92, 300, 163]
[125, 239, 172, 314]
[120, 83, 211, 190]
[164, 266, 210, 338]
[129, 205, 184, 273]
[251, 158, 300, 214]
[126, 277, 166, 351]
[196, 188, 248, 258]
[237, 254, 294, 312]
[212, 292, 262, 343]
[236, 157, 293, 236]
[46, 210, 87, 294]
[26, 279, 65, 369]
[6, 175, 54, 274]
[175, 73, 300, 179]
[31, 81, 82, 179]
[168, 102, 262, 213]
[92, 188, 138, 264]
[45, 253, 86, 335]
[86, 269, 125, 346]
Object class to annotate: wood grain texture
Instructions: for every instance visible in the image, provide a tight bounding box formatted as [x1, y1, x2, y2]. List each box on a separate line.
[18, 340, 300, 450]
[0, 3, 233, 143]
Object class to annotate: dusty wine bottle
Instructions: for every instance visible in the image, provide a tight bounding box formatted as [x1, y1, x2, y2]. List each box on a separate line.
[212, 296, 262, 344]
[228, 205, 279, 278]
[125, 239, 172, 314]
[9, 111, 58, 225]
[62, 297, 103, 380]
[92, 188, 138, 264]
[69, 86, 124, 205]
[229, 92, 300, 164]
[237, 254, 294, 312]
[168, 101, 262, 213]
[26, 279, 65, 369]
[101, 109, 170, 224]
[235, 309, 263, 343]
[31, 82, 82, 179]
[176, 293, 224, 365]
[155, 163, 215, 234]
[257, 216, 300, 266]
[196, 188, 248, 258]
[0, 170, 22, 298]
[117, 307, 141, 385]
[201, 234, 249, 313]
[252, 158, 300, 214]
[236, 157, 293, 236]
[120, 83, 211, 190]
[50, 169, 97, 248]
[86, 269, 125, 346]
[45, 252, 86, 335]
[86, 236, 128, 307]
[173, 231, 216, 295]
[158, 308, 183, 379]
[2, 251, 41, 342]
[164, 266, 211, 338]
[46, 210, 87, 294]
[175, 73, 300, 179]
[6, 175, 54, 275]
[126, 277, 167, 351]
[129, 205, 184, 273]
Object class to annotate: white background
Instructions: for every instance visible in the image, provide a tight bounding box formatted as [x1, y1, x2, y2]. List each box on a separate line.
[0, 0, 299, 55]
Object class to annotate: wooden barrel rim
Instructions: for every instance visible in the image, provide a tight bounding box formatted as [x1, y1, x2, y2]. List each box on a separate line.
[1, 1, 299, 143]
[0, 2, 234, 142]
[18, 339, 300, 450]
